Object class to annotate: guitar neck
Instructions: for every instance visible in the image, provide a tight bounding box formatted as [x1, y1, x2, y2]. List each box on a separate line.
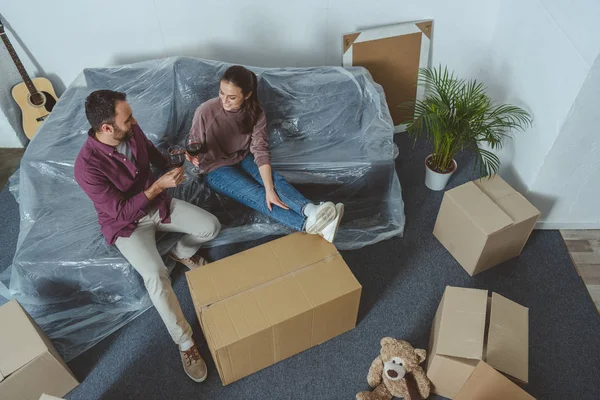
[0, 31, 37, 95]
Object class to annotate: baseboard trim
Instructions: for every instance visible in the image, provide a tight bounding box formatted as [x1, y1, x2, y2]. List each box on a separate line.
[535, 221, 600, 230]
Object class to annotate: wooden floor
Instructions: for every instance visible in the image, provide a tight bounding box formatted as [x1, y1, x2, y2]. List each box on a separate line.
[0, 148, 25, 190]
[561, 230, 600, 312]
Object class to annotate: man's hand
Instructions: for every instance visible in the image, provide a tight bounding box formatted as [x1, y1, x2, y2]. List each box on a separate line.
[156, 167, 186, 189]
[265, 188, 289, 212]
[144, 167, 185, 201]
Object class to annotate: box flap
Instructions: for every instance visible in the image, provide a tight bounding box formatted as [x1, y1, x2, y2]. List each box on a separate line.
[455, 361, 535, 400]
[448, 182, 514, 235]
[486, 293, 529, 383]
[186, 233, 339, 308]
[495, 193, 541, 224]
[269, 233, 339, 274]
[472, 174, 515, 200]
[473, 175, 540, 224]
[434, 286, 488, 360]
[293, 254, 361, 308]
[0, 300, 48, 378]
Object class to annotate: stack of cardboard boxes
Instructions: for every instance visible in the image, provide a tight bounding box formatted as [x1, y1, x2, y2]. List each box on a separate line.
[0, 174, 540, 399]
[426, 174, 540, 398]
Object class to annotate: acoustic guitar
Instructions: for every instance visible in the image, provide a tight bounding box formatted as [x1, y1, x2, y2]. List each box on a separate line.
[0, 19, 58, 139]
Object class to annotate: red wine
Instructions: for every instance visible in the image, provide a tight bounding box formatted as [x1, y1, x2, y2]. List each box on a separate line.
[186, 142, 203, 157]
[169, 148, 185, 167]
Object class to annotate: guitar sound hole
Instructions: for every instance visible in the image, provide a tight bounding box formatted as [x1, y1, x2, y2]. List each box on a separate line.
[30, 92, 45, 106]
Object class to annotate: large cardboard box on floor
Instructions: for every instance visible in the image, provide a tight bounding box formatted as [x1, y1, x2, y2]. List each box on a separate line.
[455, 361, 535, 400]
[433, 174, 540, 276]
[186, 233, 362, 385]
[0, 300, 79, 400]
[427, 286, 529, 399]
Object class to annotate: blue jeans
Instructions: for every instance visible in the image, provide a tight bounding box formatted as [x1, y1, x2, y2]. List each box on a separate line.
[206, 154, 310, 231]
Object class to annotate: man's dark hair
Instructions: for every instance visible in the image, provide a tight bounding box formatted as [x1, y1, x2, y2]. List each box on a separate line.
[85, 90, 127, 132]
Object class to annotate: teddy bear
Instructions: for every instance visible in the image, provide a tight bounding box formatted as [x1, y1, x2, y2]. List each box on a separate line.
[356, 337, 431, 400]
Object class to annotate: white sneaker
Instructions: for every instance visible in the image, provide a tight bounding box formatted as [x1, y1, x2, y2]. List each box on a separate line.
[305, 202, 336, 234]
[319, 203, 344, 243]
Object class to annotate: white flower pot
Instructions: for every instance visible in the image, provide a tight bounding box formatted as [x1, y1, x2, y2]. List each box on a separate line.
[425, 154, 457, 191]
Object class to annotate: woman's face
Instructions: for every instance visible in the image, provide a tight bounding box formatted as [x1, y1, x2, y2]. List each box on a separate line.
[219, 80, 250, 111]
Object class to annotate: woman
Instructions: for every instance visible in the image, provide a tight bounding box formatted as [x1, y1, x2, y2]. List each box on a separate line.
[186, 65, 343, 243]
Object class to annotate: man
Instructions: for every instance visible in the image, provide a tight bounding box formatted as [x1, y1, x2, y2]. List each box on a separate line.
[74, 90, 220, 382]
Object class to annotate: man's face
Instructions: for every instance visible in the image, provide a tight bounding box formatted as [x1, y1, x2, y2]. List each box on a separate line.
[105, 100, 137, 141]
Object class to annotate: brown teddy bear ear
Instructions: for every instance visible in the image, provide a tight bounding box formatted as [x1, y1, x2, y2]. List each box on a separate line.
[380, 337, 396, 347]
[415, 349, 426, 363]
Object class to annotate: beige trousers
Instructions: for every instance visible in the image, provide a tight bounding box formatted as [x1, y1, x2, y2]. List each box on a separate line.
[115, 198, 220, 345]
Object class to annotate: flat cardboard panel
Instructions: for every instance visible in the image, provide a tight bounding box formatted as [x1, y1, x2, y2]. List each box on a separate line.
[448, 182, 514, 235]
[214, 347, 234, 385]
[352, 33, 421, 125]
[433, 194, 488, 274]
[311, 290, 361, 345]
[427, 286, 446, 372]
[486, 293, 529, 383]
[269, 232, 339, 274]
[293, 254, 361, 307]
[273, 310, 314, 362]
[475, 217, 539, 274]
[435, 287, 488, 360]
[427, 354, 479, 399]
[455, 361, 535, 400]
[253, 275, 312, 326]
[0, 351, 78, 400]
[0, 300, 48, 379]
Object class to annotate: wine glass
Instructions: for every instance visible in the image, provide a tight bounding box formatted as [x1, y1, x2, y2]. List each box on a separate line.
[185, 135, 205, 175]
[167, 145, 186, 169]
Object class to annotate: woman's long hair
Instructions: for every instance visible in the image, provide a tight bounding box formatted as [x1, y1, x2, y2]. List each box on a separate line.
[221, 65, 262, 134]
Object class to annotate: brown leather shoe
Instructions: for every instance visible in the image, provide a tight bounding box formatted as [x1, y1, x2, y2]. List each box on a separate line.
[180, 345, 208, 382]
[169, 252, 208, 270]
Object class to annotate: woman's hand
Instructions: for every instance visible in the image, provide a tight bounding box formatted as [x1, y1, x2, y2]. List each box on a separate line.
[185, 153, 200, 167]
[265, 188, 289, 212]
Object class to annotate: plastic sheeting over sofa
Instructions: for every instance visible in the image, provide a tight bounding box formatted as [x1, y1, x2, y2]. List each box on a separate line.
[0, 57, 405, 361]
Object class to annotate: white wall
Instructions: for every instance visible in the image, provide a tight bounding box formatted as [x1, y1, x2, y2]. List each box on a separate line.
[482, 0, 600, 227]
[529, 54, 600, 228]
[0, 0, 501, 146]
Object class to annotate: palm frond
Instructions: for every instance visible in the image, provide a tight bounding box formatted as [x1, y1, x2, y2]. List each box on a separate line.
[403, 65, 532, 176]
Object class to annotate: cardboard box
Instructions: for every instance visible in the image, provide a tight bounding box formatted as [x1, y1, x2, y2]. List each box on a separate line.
[0, 300, 79, 400]
[455, 361, 535, 400]
[433, 174, 540, 276]
[427, 286, 529, 399]
[186, 233, 362, 385]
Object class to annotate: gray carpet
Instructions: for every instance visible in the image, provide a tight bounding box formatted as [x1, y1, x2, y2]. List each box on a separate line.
[2, 135, 600, 399]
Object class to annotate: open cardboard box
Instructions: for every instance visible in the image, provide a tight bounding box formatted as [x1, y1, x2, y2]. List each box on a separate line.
[186, 233, 362, 385]
[427, 286, 529, 399]
[433, 174, 540, 276]
[455, 361, 535, 399]
[0, 300, 79, 400]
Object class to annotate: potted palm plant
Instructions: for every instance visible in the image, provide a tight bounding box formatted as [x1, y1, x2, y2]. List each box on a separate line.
[403, 66, 532, 191]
